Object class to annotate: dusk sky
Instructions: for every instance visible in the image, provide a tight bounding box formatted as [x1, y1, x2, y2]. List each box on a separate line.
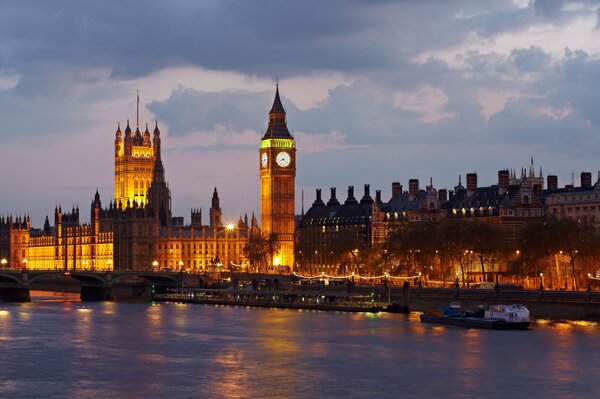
[2, 0, 600, 226]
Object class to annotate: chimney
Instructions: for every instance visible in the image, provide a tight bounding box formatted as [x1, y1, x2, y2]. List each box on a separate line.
[327, 187, 340, 206]
[438, 189, 448, 202]
[313, 188, 325, 206]
[449, 190, 455, 200]
[392, 182, 402, 198]
[581, 171, 592, 188]
[375, 190, 382, 203]
[345, 186, 358, 205]
[360, 184, 374, 204]
[547, 175, 558, 191]
[466, 173, 477, 193]
[408, 179, 419, 197]
[498, 170, 509, 188]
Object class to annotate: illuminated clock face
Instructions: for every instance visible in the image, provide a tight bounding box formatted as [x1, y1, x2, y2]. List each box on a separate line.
[261, 152, 268, 168]
[276, 151, 291, 168]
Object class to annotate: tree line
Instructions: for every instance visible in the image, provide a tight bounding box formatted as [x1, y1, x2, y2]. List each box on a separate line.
[379, 217, 600, 289]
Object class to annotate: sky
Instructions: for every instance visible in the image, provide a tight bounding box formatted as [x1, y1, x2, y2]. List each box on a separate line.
[2, 0, 600, 226]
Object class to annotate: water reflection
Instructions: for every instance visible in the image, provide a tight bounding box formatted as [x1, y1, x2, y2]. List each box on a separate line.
[0, 302, 598, 399]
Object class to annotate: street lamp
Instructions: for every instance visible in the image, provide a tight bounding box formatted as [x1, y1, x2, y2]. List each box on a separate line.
[178, 260, 184, 271]
[539, 272, 544, 290]
[588, 273, 592, 292]
[152, 260, 159, 271]
[455, 272, 459, 288]
[0, 258, 7, 269]
[22, 259, 28, 270]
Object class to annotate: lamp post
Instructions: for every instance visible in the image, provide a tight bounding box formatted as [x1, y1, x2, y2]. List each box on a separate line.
[539, 272, 544, 290]
[179, 260, 184, 271]
[455, 272, 459, 288]
[22, 259, 28, 270]
[351, 249, 359, 274]
[152, 260, 159, 271]
[0, 258, 7, 269]
[588, 273, 592, 292]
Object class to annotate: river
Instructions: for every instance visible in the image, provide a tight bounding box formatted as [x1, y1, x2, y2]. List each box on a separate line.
[0, 291, 599, 398]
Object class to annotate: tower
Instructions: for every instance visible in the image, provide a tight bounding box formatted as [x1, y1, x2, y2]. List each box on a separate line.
[147, 122, 171, 228]
[114, 94, 156, 209]
[210, 187, 222, 229]
[259, 84, 296, 269]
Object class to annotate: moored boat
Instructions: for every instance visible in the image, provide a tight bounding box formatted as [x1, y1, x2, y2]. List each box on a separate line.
[420, 303, 532, 330]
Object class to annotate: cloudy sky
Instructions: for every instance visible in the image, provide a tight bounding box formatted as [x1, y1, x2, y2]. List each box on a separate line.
[2, 0, 600, 226]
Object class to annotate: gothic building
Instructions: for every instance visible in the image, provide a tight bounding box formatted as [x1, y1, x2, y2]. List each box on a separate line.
[0, 94, 264, 271]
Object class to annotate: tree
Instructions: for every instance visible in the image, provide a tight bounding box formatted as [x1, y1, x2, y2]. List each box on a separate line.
[244, 233, 279, 270]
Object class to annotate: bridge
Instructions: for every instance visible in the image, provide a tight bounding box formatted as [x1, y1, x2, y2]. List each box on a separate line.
[0, 269, 204, 302]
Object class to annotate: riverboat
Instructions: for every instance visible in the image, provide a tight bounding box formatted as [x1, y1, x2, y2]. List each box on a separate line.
[419, 303, 532, 330]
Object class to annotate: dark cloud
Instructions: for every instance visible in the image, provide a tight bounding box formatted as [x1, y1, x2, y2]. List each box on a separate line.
[2, 0, 588, 87]
[509, 46, 552, 72]
[147, 88, 275, 137]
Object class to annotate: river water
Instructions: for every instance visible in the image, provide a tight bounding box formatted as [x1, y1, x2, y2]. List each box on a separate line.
[0, 291, 599, 399]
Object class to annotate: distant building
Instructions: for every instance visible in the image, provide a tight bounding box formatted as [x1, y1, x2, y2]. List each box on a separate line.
[297, 167, 546, 270]
[544, 171, 600, 226]
[444, 170, 545, 239]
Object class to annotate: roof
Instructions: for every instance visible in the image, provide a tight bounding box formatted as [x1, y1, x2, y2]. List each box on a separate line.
[299, 202, 373, 227]
[262, 85, 293, 140]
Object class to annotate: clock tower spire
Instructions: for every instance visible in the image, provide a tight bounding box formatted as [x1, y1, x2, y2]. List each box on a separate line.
[260, 83, 296, 270]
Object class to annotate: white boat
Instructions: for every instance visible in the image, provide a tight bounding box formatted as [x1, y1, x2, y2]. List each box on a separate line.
[485, 304, 530, 323]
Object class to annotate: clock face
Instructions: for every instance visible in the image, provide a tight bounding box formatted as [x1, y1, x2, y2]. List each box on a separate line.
[261, 152, 268, 168]
[276, 151, 291, 168]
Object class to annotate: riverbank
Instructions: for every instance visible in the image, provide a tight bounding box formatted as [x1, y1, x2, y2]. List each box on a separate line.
[153, 286, 600, 321]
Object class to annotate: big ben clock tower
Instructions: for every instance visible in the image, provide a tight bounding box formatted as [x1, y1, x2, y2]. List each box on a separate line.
[260, 84, 296, 270]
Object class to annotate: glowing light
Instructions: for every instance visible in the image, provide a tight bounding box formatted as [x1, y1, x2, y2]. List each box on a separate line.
[273, 255, 281, 266]
[226, 224, 236, 231]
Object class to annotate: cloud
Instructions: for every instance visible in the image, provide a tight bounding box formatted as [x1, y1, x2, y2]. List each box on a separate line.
[393, 85, 455, 123]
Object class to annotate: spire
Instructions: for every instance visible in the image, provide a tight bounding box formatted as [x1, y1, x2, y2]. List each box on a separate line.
[143, 123, 151, 146]
[270, 81, 285, 114]
[301, 188, 304, 217]
[136, 90, 140, 128]
[263, 83, 292, 140]
[124, 119, 132, 141]
[211, 187, 220, 210]
[153, 121, 161, 158]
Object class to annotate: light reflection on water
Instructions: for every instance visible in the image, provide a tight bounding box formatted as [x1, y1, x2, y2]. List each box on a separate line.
[0, 300, 599, 399]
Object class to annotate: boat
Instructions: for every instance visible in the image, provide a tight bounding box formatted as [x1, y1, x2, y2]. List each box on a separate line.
[419, 303, 532, 330]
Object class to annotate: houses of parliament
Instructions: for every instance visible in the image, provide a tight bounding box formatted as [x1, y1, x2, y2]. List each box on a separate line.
[0, 86, 297, 272]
